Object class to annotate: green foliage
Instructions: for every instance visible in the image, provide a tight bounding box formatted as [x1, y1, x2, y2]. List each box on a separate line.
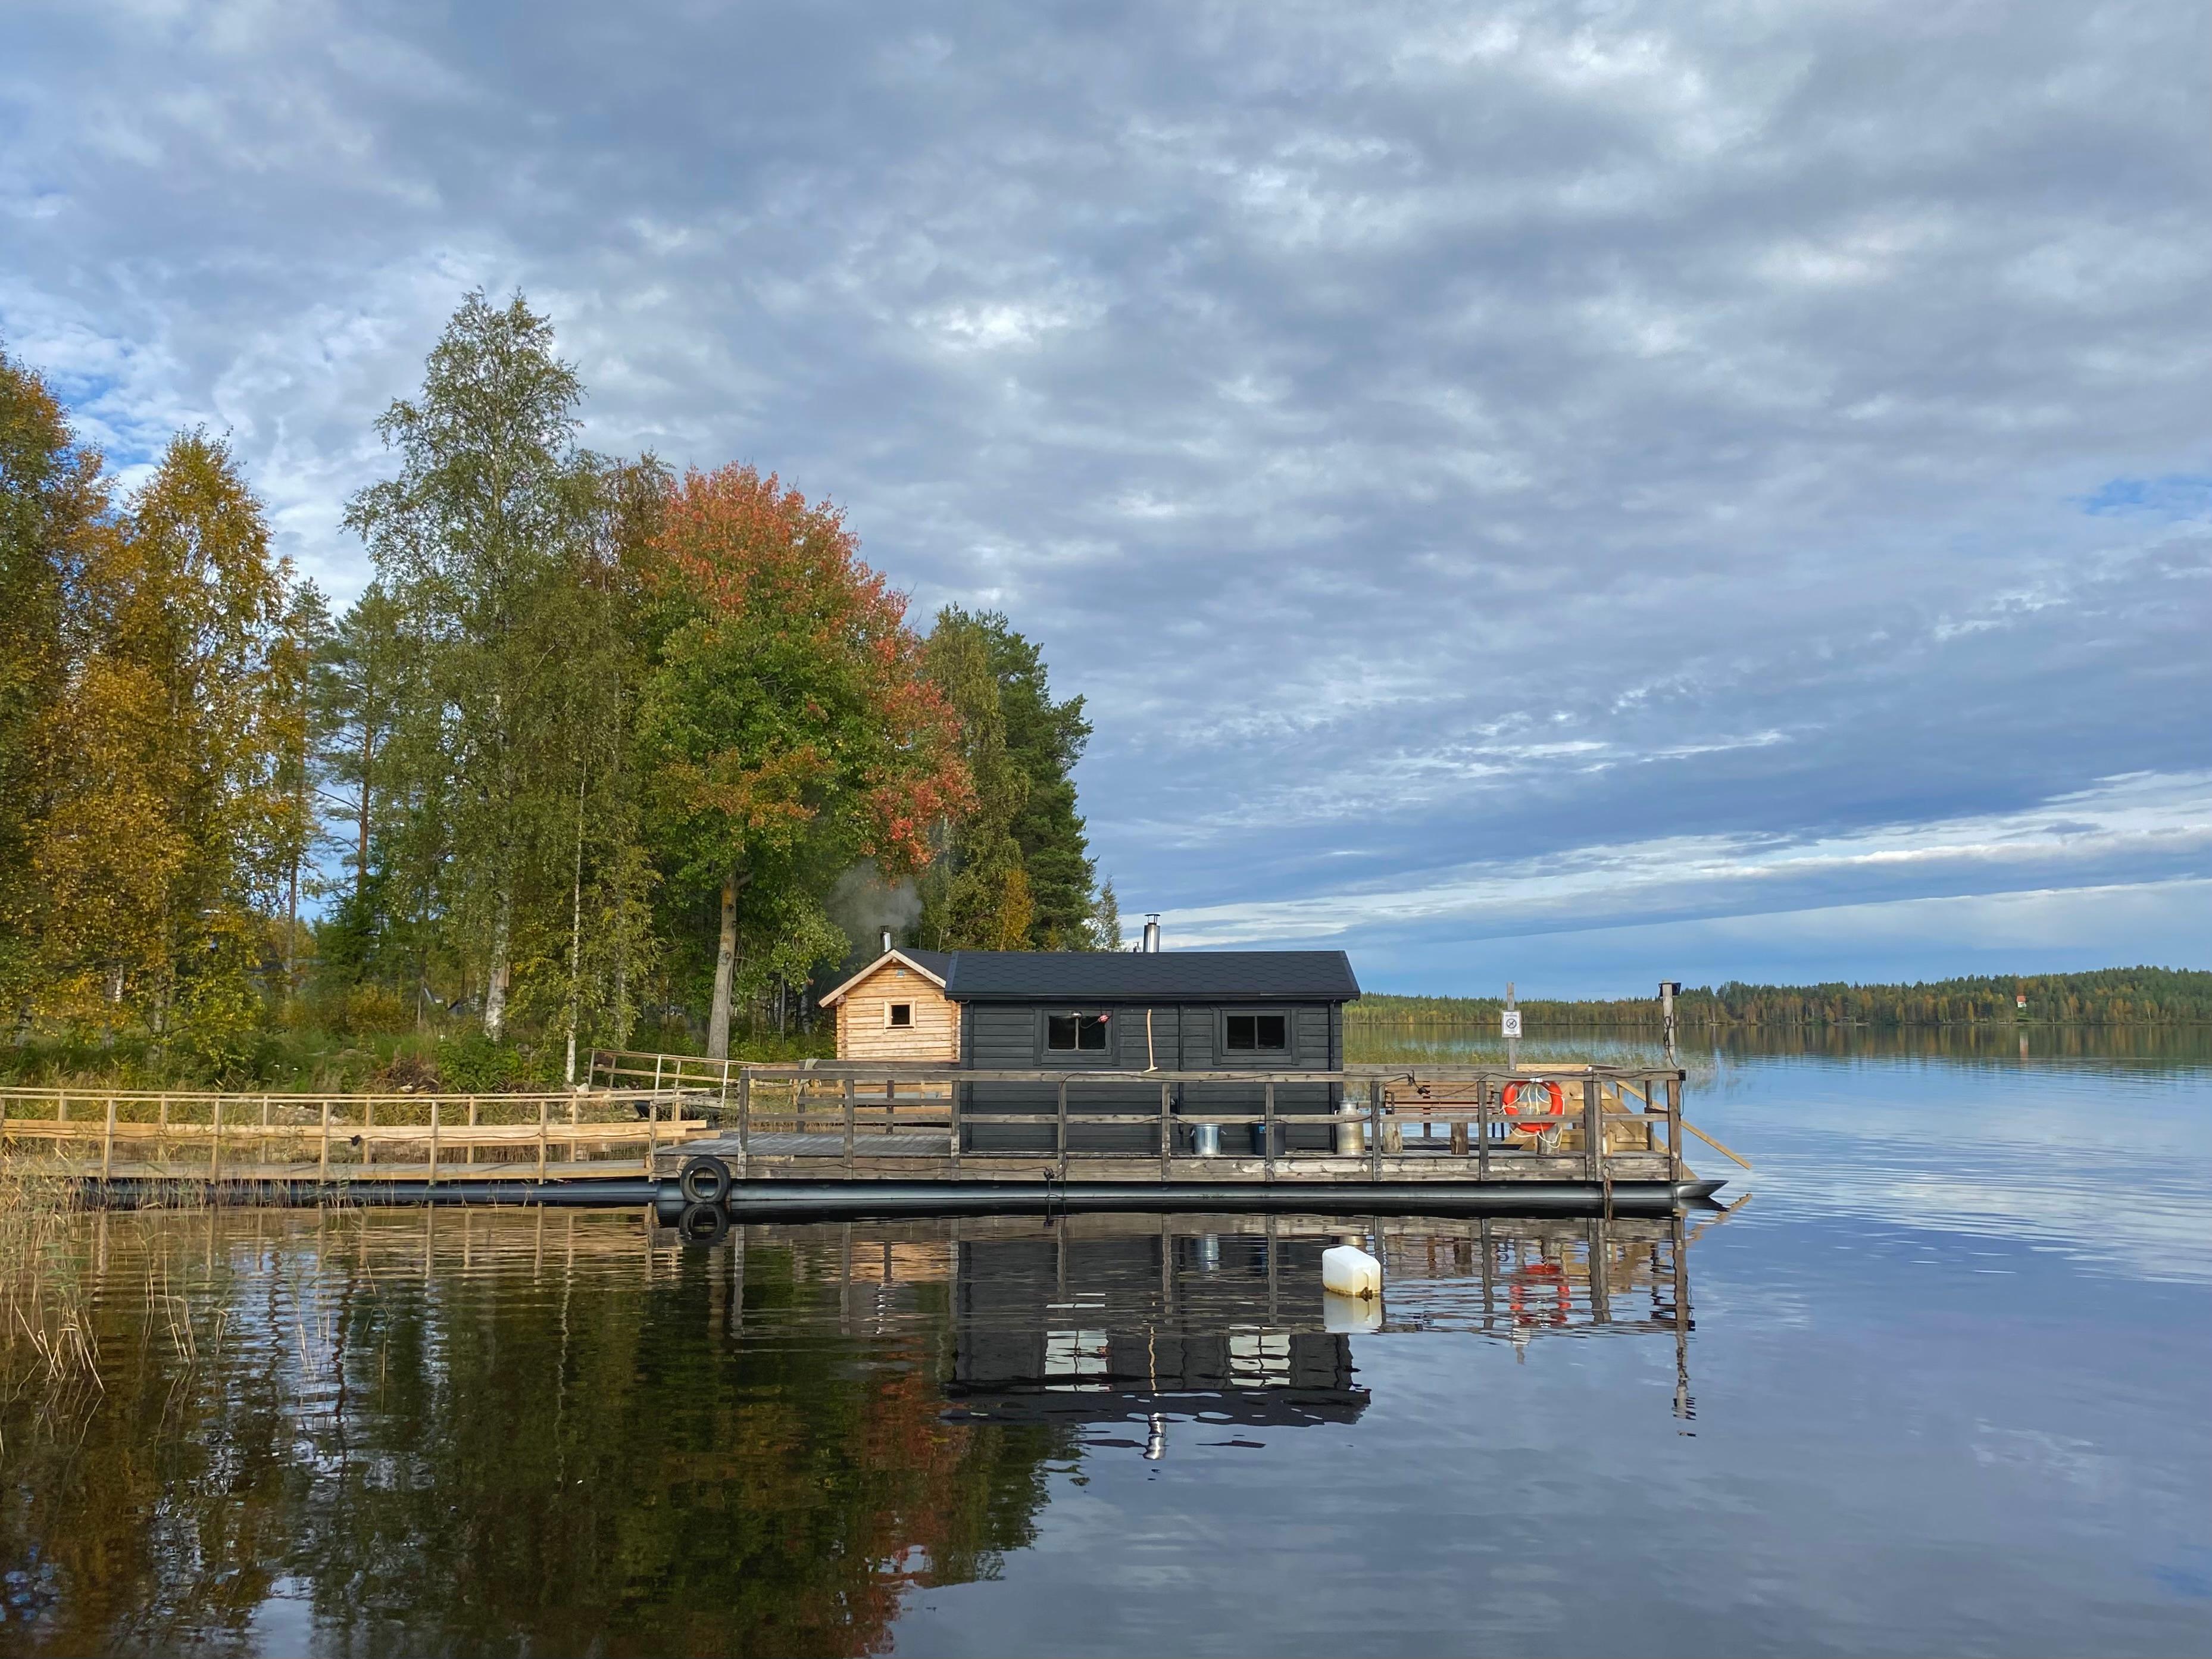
[917, 607, 1101, 951]
[0, 295, 1105, 1086]
[1353, 967, 2212, 1028]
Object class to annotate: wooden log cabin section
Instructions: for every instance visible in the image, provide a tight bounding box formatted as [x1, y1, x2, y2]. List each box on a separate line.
[820, 948, 960, 1062]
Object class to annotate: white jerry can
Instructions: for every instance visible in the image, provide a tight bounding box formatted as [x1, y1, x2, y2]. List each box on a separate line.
[1321, 1244, 1383, 1300]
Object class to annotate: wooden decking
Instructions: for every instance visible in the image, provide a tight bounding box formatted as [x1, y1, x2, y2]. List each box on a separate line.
[1, 1061, 1725, 1210]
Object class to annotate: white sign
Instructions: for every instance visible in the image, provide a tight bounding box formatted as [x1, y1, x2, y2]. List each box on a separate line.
[1500, 1010, 1523, 1038]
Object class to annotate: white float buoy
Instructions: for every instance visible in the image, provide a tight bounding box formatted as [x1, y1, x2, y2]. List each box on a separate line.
[1321, 1243, 1382, 1300]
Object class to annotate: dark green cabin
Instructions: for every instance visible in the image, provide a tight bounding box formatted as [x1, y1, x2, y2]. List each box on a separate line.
[942, 950, 1361, 1154]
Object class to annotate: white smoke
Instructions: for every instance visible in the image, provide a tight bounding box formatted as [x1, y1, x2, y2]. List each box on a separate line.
[827, 861, 923, 964]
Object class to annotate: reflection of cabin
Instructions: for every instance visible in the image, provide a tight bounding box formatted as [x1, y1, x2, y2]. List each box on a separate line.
[819, 949, 957, 1061]
[944, 951, 1361, 1154]
[943, 1227, 1366, 1427]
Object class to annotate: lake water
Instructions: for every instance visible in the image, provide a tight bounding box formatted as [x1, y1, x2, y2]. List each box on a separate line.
[2, 1030, 2208, 1656]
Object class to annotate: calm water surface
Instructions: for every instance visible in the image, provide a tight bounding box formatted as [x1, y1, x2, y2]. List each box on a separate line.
[2, 1031, 2208, 1656]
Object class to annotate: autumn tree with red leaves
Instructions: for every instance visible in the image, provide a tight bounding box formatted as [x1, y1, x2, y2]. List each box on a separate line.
[641, 464, 970, 1058]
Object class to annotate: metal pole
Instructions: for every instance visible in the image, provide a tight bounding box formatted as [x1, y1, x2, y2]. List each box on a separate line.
[1505, 981, 1520, 1071]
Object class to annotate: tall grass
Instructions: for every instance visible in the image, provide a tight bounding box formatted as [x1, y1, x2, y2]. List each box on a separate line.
[0, 1155, 101, 1404]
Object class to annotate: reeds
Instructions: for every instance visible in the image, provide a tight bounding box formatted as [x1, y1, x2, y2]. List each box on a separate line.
[0, 1154, 101, 1398]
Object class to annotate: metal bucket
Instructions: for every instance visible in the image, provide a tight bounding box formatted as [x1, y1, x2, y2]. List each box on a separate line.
[1191, 1123, 1222, 1157]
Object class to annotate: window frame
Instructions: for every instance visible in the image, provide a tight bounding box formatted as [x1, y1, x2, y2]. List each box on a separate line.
[1038, 1008, 1117, 1066]
[885, 1001, 914, 1029]
[1219, 1007, 1293, 1061]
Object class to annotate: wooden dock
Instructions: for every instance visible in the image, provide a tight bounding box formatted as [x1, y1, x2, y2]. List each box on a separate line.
[0, 1060, 1729, 1214]
[640, 1059, 1720, 1214]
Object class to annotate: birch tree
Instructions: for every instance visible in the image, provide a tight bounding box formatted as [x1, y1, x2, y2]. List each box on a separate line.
[344, 292, 602, 1039]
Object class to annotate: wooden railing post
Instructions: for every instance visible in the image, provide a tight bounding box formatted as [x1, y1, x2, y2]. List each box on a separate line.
[738, 1069, 751, 1154]
[465, 1095, 479, 1165]
[1369, 1080, 1382, 1182]
[1263, 1082, 1275, 1183]
[1057, 1079, 1068, 1179]
[538, 1097, 550, 1180]
[1160, 1080, 1171, 1180]
[102, 1098, 116, 1180]
[646, 1096, 658, 1175]
[1477, 1080, 1492, 1181]
[364, 1098, 374, 1167]
[1666, 1073, 1684, 1183]
[429, 1099, 440, 1187]
[319, 1101, 332, 1185]
[211, 1095, 223, 1183]
[842, 1075, 855, 1177]
[1583, 1077, 1602, 1182]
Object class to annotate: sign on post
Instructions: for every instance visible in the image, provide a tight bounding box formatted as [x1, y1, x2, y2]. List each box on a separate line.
[1500, 1010, 1523, 1038]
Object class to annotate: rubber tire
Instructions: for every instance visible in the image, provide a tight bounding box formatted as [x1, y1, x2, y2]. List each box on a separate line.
[679, 1155, 732, 1205]
[677, 1201, 729, 1245]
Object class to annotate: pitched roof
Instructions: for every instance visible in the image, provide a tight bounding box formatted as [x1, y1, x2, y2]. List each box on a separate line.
[939, 950, 1360, 1003]
[817, 948, 954, 1007]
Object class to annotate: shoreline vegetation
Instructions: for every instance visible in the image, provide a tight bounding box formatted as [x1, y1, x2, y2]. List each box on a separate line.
[1349, 967, 2212, 1029]
[2, 292, 1117, 1094]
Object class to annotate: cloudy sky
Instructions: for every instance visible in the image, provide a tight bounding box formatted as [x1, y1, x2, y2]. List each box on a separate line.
[6, 0, 2207, 994]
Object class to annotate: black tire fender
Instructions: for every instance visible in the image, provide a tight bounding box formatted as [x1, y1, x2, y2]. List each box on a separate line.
[679, 1155, 732, 1206]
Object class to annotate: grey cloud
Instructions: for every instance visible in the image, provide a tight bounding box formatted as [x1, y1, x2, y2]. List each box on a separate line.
[4, 0, 2206, 986]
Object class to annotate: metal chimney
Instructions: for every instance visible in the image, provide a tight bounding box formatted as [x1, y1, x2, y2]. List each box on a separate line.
[1142, 914, 1161, 953]
[880, 927, 893, 955]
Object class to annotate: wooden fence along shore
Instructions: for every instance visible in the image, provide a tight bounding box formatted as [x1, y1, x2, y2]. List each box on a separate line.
[0, 1087, 717, 1184]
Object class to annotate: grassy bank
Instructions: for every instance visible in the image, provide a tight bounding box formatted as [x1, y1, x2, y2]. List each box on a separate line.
[0, 1019, 835, 1095]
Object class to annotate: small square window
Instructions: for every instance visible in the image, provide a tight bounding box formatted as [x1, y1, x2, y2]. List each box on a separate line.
[1224, 1013, 1287, 1051]
[887, 1002, 913, 1029]
[1047, 1013, 1110, 1051]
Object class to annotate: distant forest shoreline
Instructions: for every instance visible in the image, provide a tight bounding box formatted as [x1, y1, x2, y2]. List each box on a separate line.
[1350, 967, 2212, 1027]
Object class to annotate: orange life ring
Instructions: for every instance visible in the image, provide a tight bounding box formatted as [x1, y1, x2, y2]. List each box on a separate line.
[1500, 1079, 1565, 1135]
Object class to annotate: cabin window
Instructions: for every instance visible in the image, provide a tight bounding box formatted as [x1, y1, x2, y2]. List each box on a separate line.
[886, 1002, 913, 1029]
[1224, 1012, 1289, 1052]
[1046, 1013, 1110, 1052]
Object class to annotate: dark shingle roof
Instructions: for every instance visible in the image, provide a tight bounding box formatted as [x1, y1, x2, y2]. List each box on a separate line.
[897, 949, 952, 982]
[941, 950, 1360, 1003]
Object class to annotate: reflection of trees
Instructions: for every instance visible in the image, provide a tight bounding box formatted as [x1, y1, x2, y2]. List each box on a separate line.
[0, 1211, 1065, 1657]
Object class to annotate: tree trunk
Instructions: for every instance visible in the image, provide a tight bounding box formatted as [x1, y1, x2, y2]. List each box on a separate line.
[707, 867, 739, 1061]
[285, 851, 300, 1010]
[564, 772, 585, 1085]
[356, 726, 374, 899]
[484, 882, 513, 1039]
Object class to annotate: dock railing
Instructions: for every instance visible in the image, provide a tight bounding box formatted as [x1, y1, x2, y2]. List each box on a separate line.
[0, 1087, 716, 1183]
[716, 1062, 1691, 1185]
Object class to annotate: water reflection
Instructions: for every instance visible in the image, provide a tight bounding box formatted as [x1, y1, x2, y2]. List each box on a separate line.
[704, 1211, 1705, 1445]
[0, 1203, 1711, 1654]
